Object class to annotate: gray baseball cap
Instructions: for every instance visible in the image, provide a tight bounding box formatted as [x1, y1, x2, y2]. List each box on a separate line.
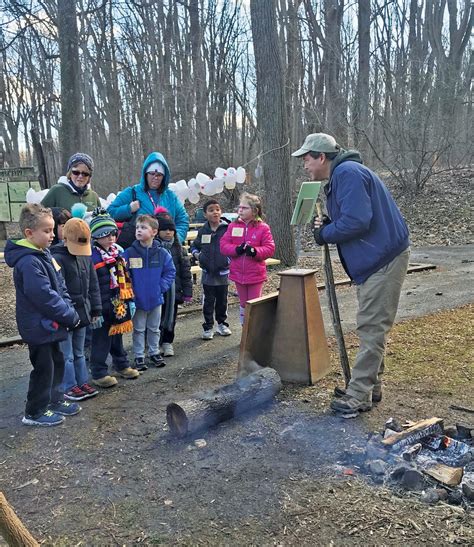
[292, 133, 340, 157]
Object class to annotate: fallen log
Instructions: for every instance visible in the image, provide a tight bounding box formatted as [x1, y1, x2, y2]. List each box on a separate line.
[167, 367, 282, 438]
[0, 491, 39, 547]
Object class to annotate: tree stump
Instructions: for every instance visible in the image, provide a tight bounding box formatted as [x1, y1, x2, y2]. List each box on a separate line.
[166, 367, 282, 438]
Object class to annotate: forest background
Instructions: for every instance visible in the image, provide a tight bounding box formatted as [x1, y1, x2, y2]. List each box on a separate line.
[0, 0, 472, 264]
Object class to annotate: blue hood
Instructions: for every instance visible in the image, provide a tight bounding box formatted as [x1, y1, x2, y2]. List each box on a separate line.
[4, 239, 45, 267]
[140, 152, 171, 191]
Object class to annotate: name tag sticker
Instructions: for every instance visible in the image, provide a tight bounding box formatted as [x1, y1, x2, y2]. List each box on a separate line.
[52, 258, 61, 272]
[129, 257, 143, 269]
[201, 234, 211, 244]
[232, 227, 244, 237]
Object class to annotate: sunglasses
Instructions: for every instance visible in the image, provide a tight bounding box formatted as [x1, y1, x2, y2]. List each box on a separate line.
[71, 170, 91, 177]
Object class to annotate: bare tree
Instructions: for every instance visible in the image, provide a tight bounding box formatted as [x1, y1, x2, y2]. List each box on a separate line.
[250, 0, 295, 265]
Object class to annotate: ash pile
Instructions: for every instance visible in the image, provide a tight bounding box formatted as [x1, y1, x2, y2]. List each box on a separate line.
[340, 417, 473, 509]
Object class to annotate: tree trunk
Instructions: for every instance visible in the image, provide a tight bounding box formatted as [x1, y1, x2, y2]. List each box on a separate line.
[57, 0, 82, 169]
[354, 0, 370, 151]
[167, 368, 282, 437]
[250, 0, 296, 266]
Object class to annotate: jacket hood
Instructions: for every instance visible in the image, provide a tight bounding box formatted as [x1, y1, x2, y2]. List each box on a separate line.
[140, 152, 171, 191]
[4, 239, 45, 268]
[330, 149, 363, 176]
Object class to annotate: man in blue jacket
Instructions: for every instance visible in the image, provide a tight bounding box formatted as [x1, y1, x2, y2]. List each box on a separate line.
[292, 133, 410, 414]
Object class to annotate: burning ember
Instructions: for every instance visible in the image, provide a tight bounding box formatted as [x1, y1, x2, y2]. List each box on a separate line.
[339, 417, 474, 508]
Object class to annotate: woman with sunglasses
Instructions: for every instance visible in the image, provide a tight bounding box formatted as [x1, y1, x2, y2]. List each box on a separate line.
[42, 153, 101, 212]
[108, 152, 189, 245]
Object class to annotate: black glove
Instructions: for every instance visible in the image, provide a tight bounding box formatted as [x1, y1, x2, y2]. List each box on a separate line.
[312, 214, 330, 246]
[245, 245, 257, 257]
[235, 242, 246, 256]
[313, 228, 325, 246]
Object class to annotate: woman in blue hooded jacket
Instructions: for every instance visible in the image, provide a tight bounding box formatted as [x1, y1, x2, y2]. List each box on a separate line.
[108, 152, 189, 244]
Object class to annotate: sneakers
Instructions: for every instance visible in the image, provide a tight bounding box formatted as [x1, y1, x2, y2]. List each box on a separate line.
[64, 385, 89, 401]
[150, 354, 166, 368]
[134, 357, 148, 371]
[161, 343, 174, 357]
[202, 329, 214, 340]
[330, 394, 372, 414]
[92, 375, 118, 388]
[114, 367, 140, 379]
[49, 400, 82, 416]
[216, 324, 232, 336]
[22, 410, 65, 427]
[80, 383, 99, 399]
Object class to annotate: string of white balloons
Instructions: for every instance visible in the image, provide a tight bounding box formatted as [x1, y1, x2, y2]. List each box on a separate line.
[169, 166, 246, 204]
[26, 167, 246, 208]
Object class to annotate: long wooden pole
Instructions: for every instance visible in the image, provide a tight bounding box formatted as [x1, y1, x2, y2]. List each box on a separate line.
[316, 204, 351, 387]
[0, 492, 39, 547]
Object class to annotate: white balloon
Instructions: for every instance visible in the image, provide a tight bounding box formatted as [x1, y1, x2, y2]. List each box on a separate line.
[188, 178, 200, 193]
[214, 167, 226, 178]
[225, 167, 237, 184]
[224, 180, 236, 190]
[176, 179, 188, 193]
[201, 180, 216, 196]
[236, 166, 246, 183]
[188, 191, 200, 204]
[26, 188, 48, 204]
[168, 182, 178, 192]
[196, 172, 211, 186]
[213, 177, 224, 193]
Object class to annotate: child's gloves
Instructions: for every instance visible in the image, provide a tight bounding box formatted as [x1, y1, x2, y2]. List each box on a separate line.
[129, 302, 136, 318]
[245, 245, 257, 257]
[235, 242, 246, 255]
[91, 315, 104, 329]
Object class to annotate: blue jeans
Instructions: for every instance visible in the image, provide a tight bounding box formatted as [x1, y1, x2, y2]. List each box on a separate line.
[59, 327, 89, 392]
[133, 306, 161, 358]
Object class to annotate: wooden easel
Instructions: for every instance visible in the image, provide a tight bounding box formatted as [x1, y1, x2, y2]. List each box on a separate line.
[238, 269, 331, 385]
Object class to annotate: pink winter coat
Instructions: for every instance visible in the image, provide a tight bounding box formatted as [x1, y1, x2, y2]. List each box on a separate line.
[220, 218, 275, 285]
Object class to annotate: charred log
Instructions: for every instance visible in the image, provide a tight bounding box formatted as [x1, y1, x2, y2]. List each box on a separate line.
[166, 368, 282, 438]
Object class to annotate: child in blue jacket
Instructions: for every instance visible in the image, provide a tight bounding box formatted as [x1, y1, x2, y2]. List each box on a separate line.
[4, 204, 81, 427]
[122, 214, 175, 370]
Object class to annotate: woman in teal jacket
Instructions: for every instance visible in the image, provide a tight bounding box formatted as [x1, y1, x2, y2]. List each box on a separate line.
[108, 152, 189, 244]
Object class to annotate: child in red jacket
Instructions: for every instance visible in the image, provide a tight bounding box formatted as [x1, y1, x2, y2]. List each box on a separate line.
[220, 192, 275, 325]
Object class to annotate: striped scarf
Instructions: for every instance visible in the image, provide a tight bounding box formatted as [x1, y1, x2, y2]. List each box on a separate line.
[96, 243, 135, 335]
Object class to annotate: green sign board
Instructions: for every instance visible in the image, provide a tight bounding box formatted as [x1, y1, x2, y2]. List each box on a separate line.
[290, 181, 322, 225]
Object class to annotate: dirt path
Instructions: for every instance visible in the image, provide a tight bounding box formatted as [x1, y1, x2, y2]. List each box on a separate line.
[0, 245, 472, 545]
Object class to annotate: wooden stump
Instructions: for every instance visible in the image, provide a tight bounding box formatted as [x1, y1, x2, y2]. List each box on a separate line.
[0, 492, 39, 547]
[166, 368, 282, 438]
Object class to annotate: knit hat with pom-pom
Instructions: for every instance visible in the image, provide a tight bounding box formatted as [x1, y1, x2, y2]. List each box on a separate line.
[89, 207, 117, 239]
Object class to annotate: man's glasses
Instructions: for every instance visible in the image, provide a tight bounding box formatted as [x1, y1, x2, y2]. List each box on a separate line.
[71, 170, 91, 177]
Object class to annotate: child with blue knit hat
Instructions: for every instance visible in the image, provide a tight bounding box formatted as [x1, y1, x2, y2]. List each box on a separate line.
[89, 208, 139, 388]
